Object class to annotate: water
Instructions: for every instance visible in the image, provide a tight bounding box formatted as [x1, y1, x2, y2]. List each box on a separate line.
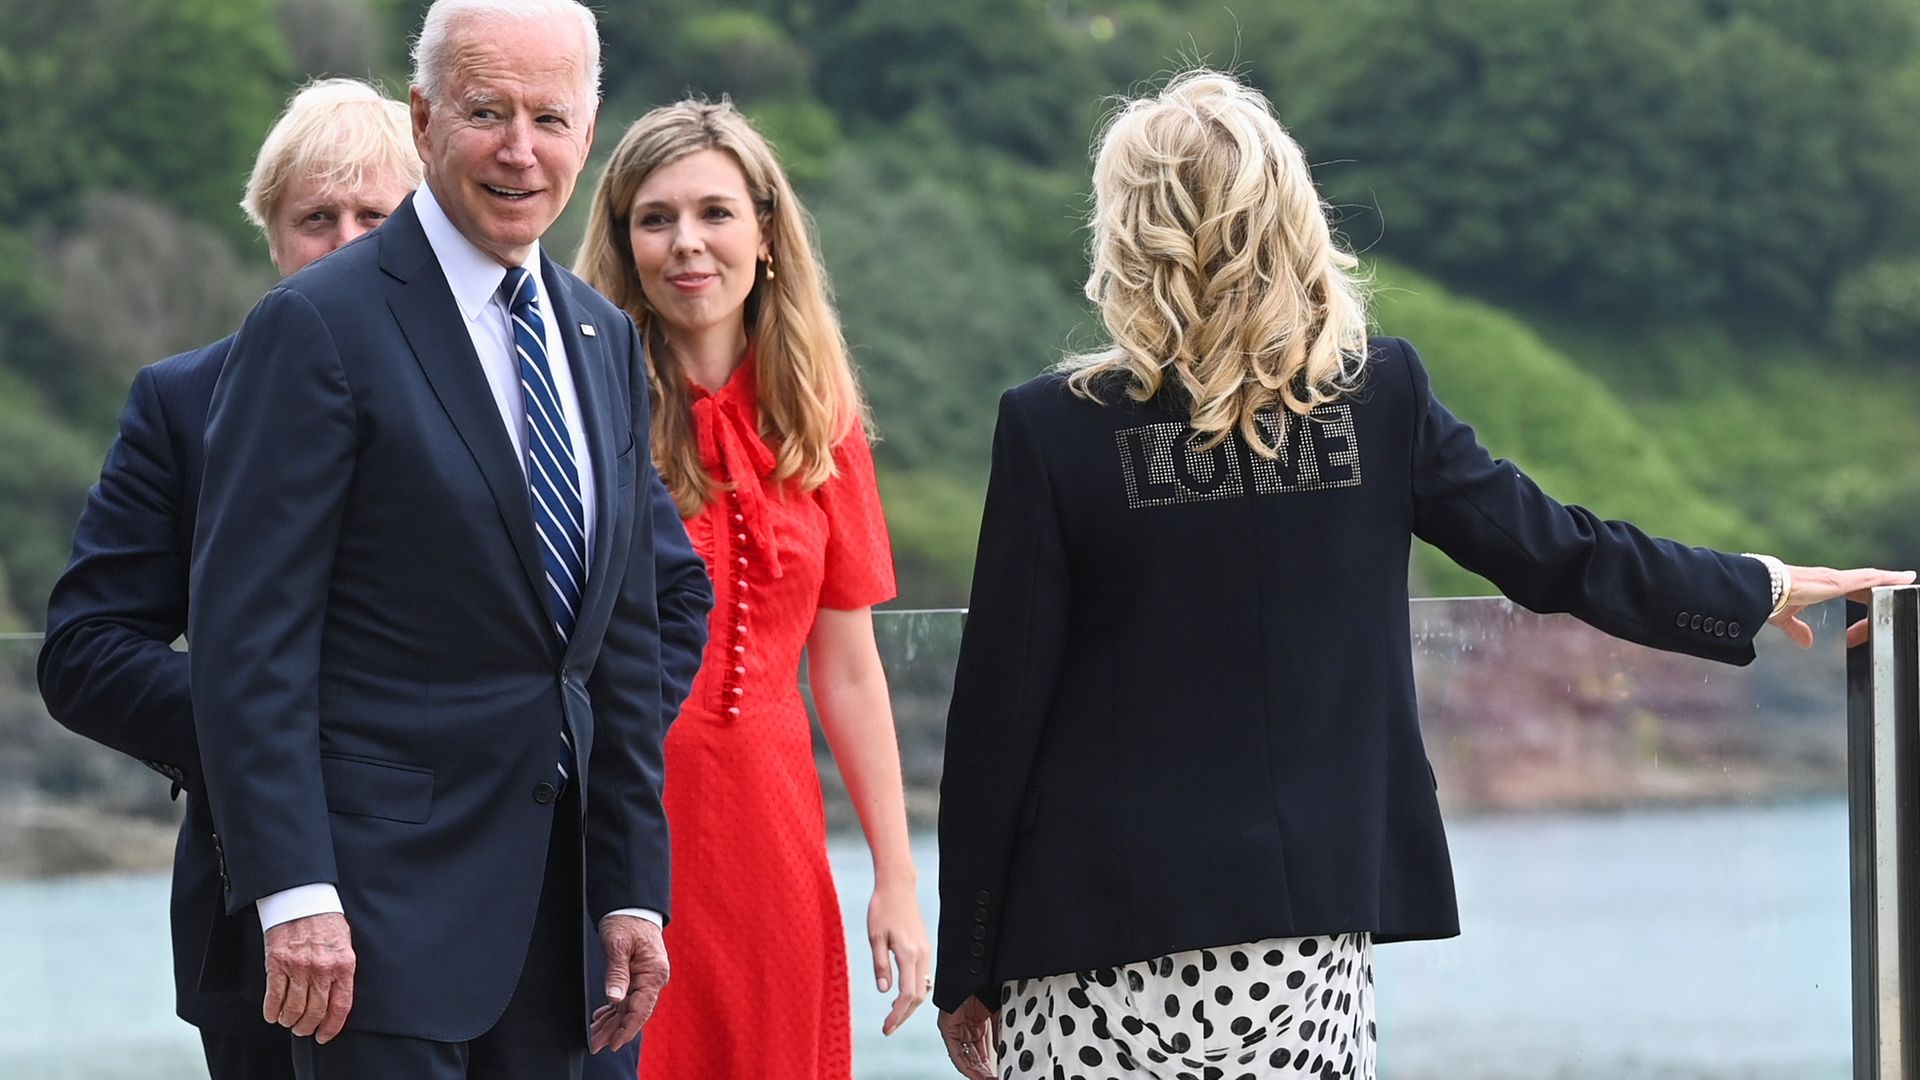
[1, 800, 1851, 1079]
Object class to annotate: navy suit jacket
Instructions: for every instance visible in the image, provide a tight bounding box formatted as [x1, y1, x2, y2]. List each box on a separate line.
[187, 196, 711, 1041]
[932, 337, 1775, 1010]
[39, 335, 264, 1032]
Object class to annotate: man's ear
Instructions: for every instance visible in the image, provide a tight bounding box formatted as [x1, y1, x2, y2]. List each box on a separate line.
[410, 87, 433, 161]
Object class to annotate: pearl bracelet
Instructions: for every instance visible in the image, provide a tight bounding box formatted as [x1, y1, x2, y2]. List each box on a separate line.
[1743, 553, 1792, 619]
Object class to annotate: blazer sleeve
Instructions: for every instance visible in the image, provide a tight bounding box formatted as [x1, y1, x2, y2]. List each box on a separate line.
[190, 288, 355, 912]
[650, 466, 712, 724]
[584, 318, 712, 922]
[1400, 336, 1773, 663]
[38, 365, 199, 793]
[933, 388, 1072, 1011]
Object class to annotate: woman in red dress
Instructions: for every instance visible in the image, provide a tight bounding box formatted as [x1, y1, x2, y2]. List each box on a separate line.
[575, 99, 931, 1078]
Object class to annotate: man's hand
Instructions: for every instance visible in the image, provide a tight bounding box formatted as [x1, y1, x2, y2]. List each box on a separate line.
[589, 914, 669, 1053]
[263, 912, 355, 1043]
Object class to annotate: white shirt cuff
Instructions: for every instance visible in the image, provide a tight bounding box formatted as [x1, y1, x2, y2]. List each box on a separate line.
[256, 883, 344, 932]
[601, 907, 664, 927]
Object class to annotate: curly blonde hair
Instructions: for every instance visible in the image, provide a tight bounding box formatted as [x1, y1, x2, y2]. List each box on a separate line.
[1063, 70, 1369, 452]
[575, 99, 865, 518]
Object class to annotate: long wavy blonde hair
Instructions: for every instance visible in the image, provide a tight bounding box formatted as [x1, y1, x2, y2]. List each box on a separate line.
[575, 99, 864, 517]
[1063, 70, 1369, 451]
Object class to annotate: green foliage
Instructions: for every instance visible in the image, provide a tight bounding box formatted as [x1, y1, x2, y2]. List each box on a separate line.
[277, 0, 391, 82]
[1531, 319, 1920, 576]
[1367, 261, 1768, 596]
[811, 154, 1088, 481]
[0, 226, 62, 384]
[1240, 0, 1920, 322]
[677, 11, 811, 100]
[741, 97, 843, 188]
[41, 194, 274, 429]
[875, 468, 986, 606]
[4, 0, 1920, 618]
[0, 372, 102, 630]
[1829, 257, 1920, 363]
[0, 0, 291, 238]
[841, 119, 1093, 292]
[809, 0, 1104, 167]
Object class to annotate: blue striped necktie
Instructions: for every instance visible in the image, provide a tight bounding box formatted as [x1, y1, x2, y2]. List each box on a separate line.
[501, 266, 584, 777]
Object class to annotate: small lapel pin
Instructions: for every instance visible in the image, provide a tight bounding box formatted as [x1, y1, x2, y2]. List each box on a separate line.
[579, 323, 597, 337]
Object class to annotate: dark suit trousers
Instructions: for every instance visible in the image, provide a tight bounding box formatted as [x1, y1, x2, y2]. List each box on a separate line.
[291, 789, 586, 1080]
[202, 1026, 294, 1080]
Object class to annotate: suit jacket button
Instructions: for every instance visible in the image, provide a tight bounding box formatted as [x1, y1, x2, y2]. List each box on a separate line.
[533, 781, 558, 804]
[975, 890, 990, 904]
[1675, 611, 1689, 628]
[974, 908, 988, 923]
[1730, 621, 1741, 637]
[971, 925, 987, 940]
[969, 961, 983, 974]
[1713, 619, 1727, 636]
[969, 943, 985, 957]
[1690, 614, 1703, 630]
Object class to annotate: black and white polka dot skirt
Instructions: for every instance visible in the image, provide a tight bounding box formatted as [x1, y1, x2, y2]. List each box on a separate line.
[995, 933, 1376, 1080]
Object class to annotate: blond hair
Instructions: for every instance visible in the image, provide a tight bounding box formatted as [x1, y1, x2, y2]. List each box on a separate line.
[575, 99, 865, 518]
[1063, 70, 1369, 451]
[241, 78, 419, 234]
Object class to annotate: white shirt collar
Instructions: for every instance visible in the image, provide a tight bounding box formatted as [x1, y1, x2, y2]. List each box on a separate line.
[412, 182, 543, 324]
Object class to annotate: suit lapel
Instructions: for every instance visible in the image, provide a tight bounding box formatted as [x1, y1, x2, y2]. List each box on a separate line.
[541, 255, 621, 658]
[380, 201, 553, 627]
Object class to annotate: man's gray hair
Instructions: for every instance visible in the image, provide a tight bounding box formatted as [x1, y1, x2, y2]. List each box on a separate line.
[411, 0, 602, 106]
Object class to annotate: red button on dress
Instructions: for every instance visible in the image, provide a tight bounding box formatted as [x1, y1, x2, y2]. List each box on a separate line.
[639, 358, 896, 1080]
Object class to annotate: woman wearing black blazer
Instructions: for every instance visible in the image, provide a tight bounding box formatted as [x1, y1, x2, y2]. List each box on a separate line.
[931, 71, 1912, 1080]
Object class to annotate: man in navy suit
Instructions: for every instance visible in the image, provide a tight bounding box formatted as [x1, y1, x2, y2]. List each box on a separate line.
[185, 1, 711, 1077]
[39, 78, 421, 1080]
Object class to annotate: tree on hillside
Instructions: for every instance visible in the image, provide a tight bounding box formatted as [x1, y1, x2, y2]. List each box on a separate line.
[811, 154, 1088, 475]
[42, 194, 275, 428]
[277, 0, 390, 81]
[0, 0, 290, 238]
[1247, 0, 1920, 321]
[809, 0, 1105, 166]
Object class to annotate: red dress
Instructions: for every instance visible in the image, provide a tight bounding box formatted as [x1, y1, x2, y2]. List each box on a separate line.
[639, 359, 896, 1079]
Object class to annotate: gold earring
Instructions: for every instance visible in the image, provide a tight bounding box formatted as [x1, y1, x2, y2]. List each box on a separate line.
[764, 256, 775, 282]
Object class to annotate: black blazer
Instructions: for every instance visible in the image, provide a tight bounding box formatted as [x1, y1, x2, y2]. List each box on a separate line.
[187, 196, 712, 1041]
[932, 336, 1772, 1010]
[38, 335, 261, 1033]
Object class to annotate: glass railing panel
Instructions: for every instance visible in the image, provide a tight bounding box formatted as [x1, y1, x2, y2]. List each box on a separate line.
[1380, 597, 1849, 1080]
[0, 633, 198, 1078]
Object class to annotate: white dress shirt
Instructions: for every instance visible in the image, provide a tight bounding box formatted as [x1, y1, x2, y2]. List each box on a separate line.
[258, 185, 656, 932]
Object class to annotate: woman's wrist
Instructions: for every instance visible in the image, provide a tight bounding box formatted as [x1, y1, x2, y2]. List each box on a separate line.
[872, 858, 919, 891]
[1744, 553, 1793, 619]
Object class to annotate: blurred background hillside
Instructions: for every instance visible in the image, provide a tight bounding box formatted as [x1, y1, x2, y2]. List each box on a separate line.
[4, 0, 1919, 621]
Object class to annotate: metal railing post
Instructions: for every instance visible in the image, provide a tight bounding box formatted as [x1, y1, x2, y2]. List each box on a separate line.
[1851, 585, 1920, 1078]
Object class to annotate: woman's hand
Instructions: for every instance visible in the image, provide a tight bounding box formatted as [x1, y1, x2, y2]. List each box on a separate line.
[869, 878, 931, 1035]
[1773, 565, 1916, 648]
[938, 995, 999, 1080]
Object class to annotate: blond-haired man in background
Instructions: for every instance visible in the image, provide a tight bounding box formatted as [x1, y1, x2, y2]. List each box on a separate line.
[39, 77, 419, 1080]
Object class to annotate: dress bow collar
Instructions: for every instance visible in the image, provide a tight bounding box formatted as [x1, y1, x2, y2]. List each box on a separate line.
[689, 352, 784, 578]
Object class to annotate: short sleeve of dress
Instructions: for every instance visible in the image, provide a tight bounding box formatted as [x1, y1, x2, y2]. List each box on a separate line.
[815, 426, 898, 610]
